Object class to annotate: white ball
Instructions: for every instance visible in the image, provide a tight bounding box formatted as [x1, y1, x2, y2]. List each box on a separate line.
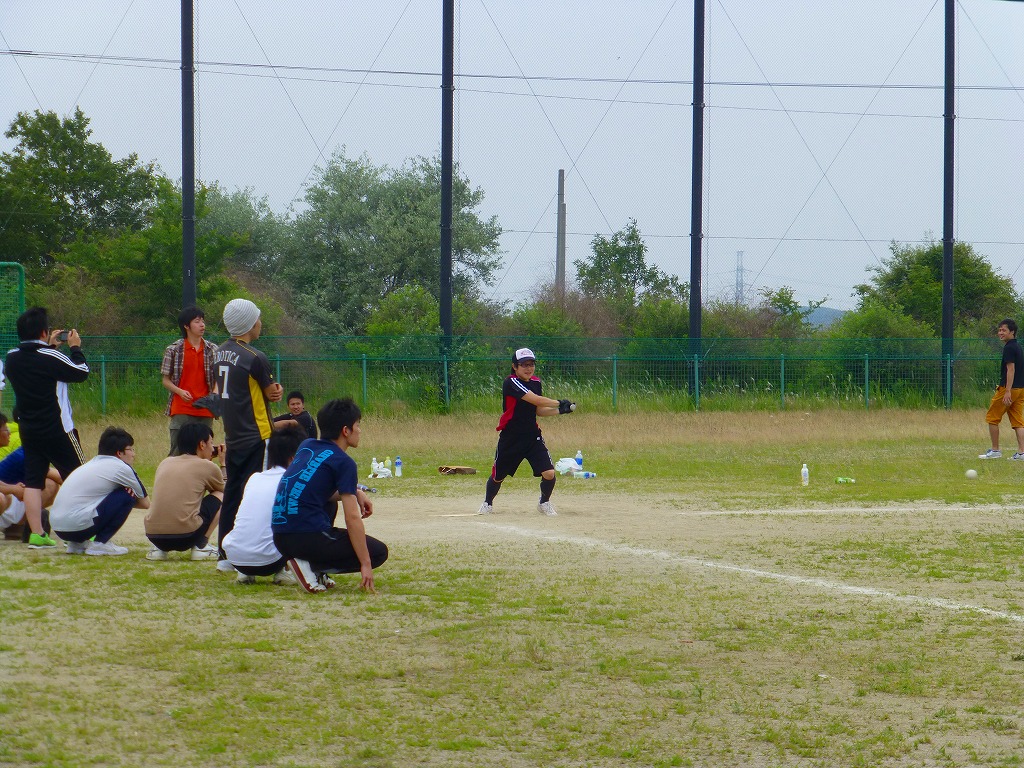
[966, 469, 978, 480]
[569, 403, 576, 412]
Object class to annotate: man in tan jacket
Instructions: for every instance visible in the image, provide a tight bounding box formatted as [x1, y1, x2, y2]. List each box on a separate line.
[144, 422, 224, 561]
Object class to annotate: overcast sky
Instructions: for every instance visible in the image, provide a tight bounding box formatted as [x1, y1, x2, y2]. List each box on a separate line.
[2, 0, 1023, 311]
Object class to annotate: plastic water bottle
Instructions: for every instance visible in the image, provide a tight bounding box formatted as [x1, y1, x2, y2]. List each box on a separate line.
[573, 470, 597, 479]
[395, 456, 403, 477]
[385, 456, 392, 470]
[370, 457, 379, 478]
[835, 476, 856, 484]
[575, 450, 584, 470]
[801, 463, 809, 486]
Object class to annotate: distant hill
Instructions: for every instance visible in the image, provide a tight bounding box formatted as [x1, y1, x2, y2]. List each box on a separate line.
[805, 306, 846, 328]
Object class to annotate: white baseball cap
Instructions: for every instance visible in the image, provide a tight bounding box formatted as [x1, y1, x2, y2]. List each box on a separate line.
[513, 347, 536, 363]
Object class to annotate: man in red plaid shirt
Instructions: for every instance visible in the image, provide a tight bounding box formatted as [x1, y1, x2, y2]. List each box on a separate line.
[161, 306, 218, 456]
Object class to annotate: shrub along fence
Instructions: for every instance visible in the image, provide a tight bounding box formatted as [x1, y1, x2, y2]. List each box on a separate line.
[60, 336, 1002, 419]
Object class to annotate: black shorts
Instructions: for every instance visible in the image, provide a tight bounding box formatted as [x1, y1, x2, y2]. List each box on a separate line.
[492, 431, 553, 481]
[147, 495, 221, 552]
[22, 428, 85, 488]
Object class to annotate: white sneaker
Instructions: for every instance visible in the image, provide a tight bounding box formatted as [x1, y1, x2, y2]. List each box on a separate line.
[216, 559, 236, 573]
[146, 546, 168, 561]
[979, 449, 1002, 459]
[273, 568, 298, 586]
[287, 558, 326, 593]
[1010, 453, 1024, 462]
[477, 502, 493, 515]
[318, 573, 337, 590]
[65, 541, 89, 555]
[191, 544, 218, 561]
[236, 572, 256, 584]
[86, 540, 128, 556]
[538, 501, 557, 517]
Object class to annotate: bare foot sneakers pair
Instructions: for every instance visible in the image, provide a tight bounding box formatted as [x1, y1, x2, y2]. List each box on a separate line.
[65, 540, 128, 556]
[476, 501, 558, 516]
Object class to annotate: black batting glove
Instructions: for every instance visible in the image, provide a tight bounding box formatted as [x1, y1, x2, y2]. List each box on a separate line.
[558, 399, 575, 415]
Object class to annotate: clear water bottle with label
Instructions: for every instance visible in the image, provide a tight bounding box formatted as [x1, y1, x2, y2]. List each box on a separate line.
[575, 450, 583, 470]
[385, 456, 392, 470]
[395, 456, 403, 477]
[801, 463, 809, 486]
[573, 470, 597, 479]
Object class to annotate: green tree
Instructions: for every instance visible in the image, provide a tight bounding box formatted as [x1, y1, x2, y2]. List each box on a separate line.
[826, 296, 934, 340]
[855, 239, 1022, 336]
[198, 184, 290, 274]
[574, 219, 686, 334]
[702, 287, 824, 339]
[284, 151, 502, 334]
[31, 180, 242, 333]
[0, 108, 160, 268]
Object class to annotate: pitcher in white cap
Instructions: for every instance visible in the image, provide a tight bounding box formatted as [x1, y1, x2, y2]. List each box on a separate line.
[477, 348, 577, 517]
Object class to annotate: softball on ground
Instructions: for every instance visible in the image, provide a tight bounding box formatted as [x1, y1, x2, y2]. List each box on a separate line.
[570, 403, 576, 412]
[966, 469, 978, 479]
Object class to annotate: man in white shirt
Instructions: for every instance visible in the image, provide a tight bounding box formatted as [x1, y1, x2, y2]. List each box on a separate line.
[222, 425, 304, 584]
[50, 427, 150, 556]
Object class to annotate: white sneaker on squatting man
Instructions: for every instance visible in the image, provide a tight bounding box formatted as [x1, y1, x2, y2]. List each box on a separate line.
[538, 501, 557, 517]
[979, 449, 1002, 459]
[287, 558, 326, 593]
[146, 546, 168, 561]
[65, 541, 89, 555]
[477, 502, 493, 515]
[190, 543, 218, 561]
[86, 540, 128, 556]
[236, 573, 256, 584]
[273, 568, 298, 586]
[216, 559, 236, 573]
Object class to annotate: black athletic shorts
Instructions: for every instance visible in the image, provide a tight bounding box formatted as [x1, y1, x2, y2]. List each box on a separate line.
[22, 428, 85, 488]
[492, 431, 553, 481]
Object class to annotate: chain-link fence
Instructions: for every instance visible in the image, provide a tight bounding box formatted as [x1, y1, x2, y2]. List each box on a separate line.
[66, 335, 1002, 419]
[0, 263, 25, 354]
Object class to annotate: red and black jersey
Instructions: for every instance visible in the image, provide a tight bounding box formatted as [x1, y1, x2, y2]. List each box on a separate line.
[496, 374, 542, 434]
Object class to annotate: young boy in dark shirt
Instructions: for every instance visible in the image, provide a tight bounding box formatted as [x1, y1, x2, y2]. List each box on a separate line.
[273, 390, 318, 439]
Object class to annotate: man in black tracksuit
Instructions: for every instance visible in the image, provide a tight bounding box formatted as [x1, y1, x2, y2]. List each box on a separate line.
[4, 307, 89, 546]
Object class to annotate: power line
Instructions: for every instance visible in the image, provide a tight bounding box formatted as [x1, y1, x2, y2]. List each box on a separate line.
[4, 49, 1024, 93]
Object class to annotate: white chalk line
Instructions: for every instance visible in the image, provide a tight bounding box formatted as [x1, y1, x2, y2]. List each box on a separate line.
[483, 524, 1024, 624]
[674, 504, 1008, 517]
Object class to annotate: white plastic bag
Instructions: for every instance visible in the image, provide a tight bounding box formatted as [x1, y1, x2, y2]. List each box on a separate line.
[554, 457, 578, 475]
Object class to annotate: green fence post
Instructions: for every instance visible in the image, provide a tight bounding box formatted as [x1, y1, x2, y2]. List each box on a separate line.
[101, 354, 107, 415]
[361, 354, 368, 405]
[864, 354, 869, 410]
[780, 354, 785, 410]
[693, 354, 700, 412]
[945, 354, 952, 409]
[275, 354, 281, 384]
[612, 355, 618, 411]
[442, 355, 450, 408]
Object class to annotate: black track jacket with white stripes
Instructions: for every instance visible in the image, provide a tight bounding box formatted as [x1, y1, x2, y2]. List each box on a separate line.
[4, 341, 89, 434]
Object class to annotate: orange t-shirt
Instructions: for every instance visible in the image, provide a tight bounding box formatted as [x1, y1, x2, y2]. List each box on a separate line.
[170, 341, 213, 417]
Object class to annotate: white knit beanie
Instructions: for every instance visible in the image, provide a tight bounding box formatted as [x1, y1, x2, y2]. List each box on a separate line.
[223, 299, 261, 336]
